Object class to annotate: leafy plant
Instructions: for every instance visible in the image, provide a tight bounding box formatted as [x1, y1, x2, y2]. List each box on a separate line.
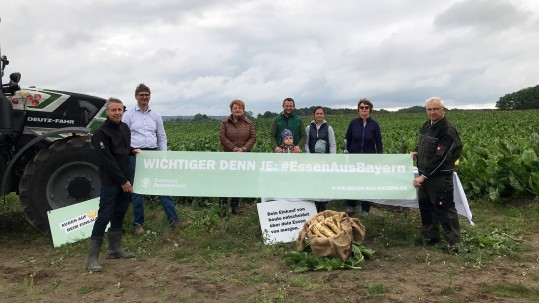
[16, 273, 36, 295]
[77, 284, 93, 294]
[460, 227, 521, 256]
[282, 242, 375, 272]
[488, 282, 539, 301]
[367, 283, 387, 296]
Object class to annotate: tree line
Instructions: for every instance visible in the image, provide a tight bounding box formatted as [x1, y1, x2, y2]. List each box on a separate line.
[167, 84, 539, 121]
[496, 84, 539, 110]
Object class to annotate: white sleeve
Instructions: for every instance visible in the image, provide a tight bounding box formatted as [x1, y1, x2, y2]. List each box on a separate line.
[304, 125, 310, 153]
[328, 126, 337, 154]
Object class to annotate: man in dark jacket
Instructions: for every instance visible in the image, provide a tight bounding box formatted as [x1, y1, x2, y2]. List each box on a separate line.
[412, 97, 463, 254]
[270, 97, 306, 153]
[87, 97, 139, 272]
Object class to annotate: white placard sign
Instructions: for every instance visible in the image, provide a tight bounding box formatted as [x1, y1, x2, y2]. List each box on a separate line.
[256, 200, 317, 245]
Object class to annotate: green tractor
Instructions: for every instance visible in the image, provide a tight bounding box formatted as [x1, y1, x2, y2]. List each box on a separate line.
[1, 23, 107, 234]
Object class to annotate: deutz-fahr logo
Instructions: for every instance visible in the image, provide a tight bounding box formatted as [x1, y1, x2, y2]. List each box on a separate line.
[27, 117, 75, 124]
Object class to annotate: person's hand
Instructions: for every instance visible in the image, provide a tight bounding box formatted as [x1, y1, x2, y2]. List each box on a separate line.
[293, 146, 301, 153]
[121, 181, 134, 193]
[275, 147, 283, 153]
[410, 151, 417, 159]
[133, 148, 141, 156]
[413, 175, 426, 188]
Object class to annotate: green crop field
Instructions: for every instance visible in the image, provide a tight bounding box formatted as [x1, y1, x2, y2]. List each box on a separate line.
[2, 109, 538, 303]
[165, 109, 539, 202]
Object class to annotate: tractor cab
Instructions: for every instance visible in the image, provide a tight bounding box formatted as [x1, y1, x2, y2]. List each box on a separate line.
[1, 19, 107, 234]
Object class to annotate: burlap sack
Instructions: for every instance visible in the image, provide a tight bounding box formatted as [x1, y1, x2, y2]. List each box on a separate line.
[296, 210, 366, 261]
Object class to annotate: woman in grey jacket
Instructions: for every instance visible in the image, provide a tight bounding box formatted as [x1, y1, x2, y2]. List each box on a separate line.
[304, 106, 336, 212]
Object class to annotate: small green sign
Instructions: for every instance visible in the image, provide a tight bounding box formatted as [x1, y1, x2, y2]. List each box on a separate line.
[48, 198, 101, 247]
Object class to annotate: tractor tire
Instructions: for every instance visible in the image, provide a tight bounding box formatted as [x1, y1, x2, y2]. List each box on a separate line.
[19, 136, 101, 234]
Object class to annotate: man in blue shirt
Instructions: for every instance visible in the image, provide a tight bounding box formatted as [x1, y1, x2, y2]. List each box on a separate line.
[122, 83, 189, 235]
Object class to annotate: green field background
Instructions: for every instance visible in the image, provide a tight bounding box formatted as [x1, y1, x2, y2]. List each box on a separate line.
[165, 110, 539, 202]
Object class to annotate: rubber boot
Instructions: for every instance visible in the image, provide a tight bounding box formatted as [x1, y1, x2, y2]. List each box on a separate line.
[87, 237, 103, 272]
[106, 229, 135, 259]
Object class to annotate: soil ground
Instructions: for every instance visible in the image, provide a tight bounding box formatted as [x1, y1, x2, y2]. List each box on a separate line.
[1, 208, 538, 303]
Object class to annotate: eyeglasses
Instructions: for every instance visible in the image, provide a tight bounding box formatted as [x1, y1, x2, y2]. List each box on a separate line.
[426, 107, 442, 112]
[359, 106, 370, 110]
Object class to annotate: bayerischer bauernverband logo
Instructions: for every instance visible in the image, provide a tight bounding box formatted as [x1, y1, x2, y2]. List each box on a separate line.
[141, 177, 151, 188]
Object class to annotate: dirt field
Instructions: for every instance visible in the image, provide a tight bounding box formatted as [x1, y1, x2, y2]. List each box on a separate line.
[1, 213, 538, 303]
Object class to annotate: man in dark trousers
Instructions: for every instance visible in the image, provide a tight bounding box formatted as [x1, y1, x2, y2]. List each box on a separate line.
[87, 97, 139, 272]
[412, 96, 463, 254]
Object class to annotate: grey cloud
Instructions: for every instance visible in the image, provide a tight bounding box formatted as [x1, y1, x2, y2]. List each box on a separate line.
[2, 0, 538, 116]
[56, 30, 97, 49]
[434, 0, 531, 33]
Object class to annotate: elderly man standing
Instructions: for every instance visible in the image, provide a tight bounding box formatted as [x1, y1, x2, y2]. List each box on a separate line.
[270, 97, 306, 153]
[87, 97, 137, 272]
[122, 83, 189, 235]
[412, 97, 463, 253]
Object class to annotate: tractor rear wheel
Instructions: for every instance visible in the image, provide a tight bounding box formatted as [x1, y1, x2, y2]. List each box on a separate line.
[19, 136, 101, 234]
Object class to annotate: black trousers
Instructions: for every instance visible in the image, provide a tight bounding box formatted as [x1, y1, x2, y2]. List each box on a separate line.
[417, 174, 461, 244]
[346, 200, 371, 212]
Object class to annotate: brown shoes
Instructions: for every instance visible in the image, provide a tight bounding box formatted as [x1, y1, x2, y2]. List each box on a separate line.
[171, 220, 191, 229]
[134, 225, 144, 235]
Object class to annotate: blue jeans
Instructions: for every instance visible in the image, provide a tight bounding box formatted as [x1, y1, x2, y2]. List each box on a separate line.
[91, 184, 130, 238]
[130, 156, 180, 226]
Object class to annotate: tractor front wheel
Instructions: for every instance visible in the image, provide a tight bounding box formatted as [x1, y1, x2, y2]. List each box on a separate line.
[19, 136, 101, 234]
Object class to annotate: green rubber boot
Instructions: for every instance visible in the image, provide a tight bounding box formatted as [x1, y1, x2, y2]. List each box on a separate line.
[106, 229, 135, 259]
[87, 237, 103, 272]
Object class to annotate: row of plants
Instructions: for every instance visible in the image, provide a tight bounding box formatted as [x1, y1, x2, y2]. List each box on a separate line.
[165, 110, 539, 202]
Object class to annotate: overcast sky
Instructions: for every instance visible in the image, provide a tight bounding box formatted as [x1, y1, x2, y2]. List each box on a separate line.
[1, 0, 538, 115]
